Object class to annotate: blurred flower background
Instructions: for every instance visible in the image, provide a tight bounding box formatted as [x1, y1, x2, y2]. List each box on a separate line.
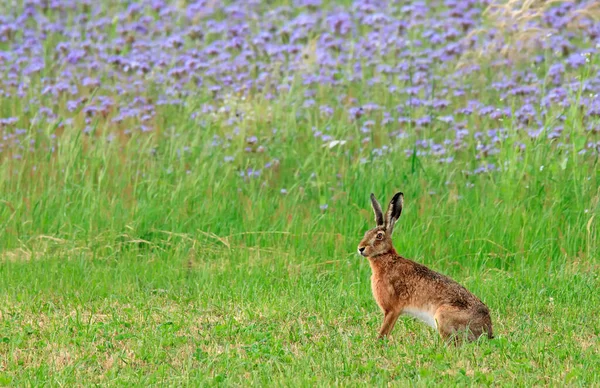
[0, 0, 599, 221]
[1, 0, 599, 168]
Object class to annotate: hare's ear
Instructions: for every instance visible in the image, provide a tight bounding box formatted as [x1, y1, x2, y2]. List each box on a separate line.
[385, 192, 404, 234]
[370, 193, 384, 226]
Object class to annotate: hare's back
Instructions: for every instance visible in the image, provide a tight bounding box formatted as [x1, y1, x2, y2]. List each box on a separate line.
[403, 258, 486, 310]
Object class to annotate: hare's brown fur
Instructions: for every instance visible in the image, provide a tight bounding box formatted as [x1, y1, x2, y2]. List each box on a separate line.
[358, 192, 493, 344]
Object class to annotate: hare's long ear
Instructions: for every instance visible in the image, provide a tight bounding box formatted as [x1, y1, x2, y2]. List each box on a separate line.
[385, 192, 404, 234]
[370, 193, 384, 226]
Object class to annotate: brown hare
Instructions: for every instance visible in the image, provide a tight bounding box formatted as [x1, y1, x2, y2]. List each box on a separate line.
[358, 192, 493, 344]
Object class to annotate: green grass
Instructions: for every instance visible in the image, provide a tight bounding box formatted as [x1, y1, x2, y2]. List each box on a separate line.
[1, 117, 598, 385]
[1, 2, 600, 386]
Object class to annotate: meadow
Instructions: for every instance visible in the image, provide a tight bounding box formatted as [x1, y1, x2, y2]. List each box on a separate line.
[0, 0, 599, 385]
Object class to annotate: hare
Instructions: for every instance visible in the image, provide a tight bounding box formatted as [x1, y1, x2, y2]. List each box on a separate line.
[358, 192, 493, 344]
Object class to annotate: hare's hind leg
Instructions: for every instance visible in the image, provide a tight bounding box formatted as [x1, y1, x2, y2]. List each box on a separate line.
[434, 305, 478, 345]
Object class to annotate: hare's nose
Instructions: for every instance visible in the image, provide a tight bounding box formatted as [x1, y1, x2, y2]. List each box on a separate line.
[358, 247, 365, 254]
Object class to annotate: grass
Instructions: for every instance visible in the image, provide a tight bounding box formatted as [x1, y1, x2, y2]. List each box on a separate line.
[1, 119, 598, 385]
[1, 0, 600, 386]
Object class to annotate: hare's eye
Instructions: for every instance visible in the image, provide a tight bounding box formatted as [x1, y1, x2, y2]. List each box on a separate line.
[376, 233, 384, 240]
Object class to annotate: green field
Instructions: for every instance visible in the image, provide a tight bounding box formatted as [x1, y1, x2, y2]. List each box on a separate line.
[1, 0, 599, 385]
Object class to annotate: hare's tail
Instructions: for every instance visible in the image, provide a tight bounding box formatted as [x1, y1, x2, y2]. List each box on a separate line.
[486, 323, 494, 339]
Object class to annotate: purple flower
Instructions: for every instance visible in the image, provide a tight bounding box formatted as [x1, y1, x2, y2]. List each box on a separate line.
[303, 99, 315, 108]
[416, 115, 431, 127]
[348, 106, 363, 119]
[0, 117, 18, 126]
[566, 53, 587, 69]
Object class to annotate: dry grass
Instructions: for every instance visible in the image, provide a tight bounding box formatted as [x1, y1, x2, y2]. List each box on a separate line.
[458, 0, 600, 67]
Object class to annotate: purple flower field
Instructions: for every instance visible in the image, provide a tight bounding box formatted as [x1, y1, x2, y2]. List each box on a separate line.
[1, 0, 599, 172]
